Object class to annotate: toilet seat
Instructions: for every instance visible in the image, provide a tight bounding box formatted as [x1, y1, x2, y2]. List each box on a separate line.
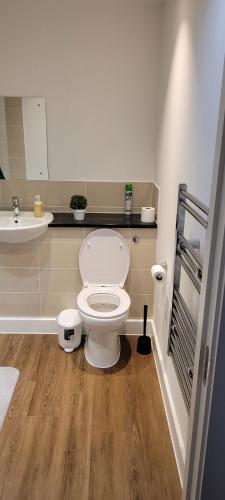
[78, 228, 130, 319]
[79, 228, 130, 287]
[77, 286, 130, 320]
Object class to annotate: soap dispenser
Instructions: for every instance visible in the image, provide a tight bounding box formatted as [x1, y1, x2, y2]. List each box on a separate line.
[34, 194, 43, 217]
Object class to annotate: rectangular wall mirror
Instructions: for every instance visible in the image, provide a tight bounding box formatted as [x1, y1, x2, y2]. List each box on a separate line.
[0, 96, 48, 180]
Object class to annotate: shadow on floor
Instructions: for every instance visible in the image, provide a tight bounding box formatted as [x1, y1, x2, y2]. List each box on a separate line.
[72, 335, 133, 375]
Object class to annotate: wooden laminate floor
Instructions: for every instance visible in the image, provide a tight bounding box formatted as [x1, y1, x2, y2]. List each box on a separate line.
[0, 335, 181, 500]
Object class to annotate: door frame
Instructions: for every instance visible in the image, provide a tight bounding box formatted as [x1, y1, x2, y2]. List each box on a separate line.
[182, 60, 225, 499]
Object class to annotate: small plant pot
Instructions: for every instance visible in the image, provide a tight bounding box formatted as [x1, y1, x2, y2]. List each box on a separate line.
[73, 209, 85, 221]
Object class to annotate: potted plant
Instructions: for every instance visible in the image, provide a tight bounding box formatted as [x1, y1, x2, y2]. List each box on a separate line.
[70, 194, 88, 221]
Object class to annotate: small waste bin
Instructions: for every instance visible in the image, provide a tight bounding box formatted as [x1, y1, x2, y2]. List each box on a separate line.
[57, 308, 82, 353]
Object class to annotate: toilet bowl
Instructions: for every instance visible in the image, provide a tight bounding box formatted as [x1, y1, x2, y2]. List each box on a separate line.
[77, 229, 131, 368]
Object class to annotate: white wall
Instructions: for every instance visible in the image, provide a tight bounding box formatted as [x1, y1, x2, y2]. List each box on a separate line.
[0, 0, 162, 181]
[154, 0, 225, 481]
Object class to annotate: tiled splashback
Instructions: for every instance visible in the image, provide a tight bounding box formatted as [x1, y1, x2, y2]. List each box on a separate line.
[0, 227, 157, 319]
[0, 180, 159, 320]
[0, 180, 158, 214]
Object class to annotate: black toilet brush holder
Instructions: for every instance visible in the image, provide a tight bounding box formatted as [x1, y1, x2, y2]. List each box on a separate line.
[137, 304, 152, 355]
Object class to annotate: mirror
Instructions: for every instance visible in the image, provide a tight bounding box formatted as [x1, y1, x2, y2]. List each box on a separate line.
[0, 96, 48, 180]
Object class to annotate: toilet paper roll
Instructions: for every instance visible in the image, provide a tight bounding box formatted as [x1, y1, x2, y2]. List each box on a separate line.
[141, 207, 155, 223]
[151, 264, 166, 284]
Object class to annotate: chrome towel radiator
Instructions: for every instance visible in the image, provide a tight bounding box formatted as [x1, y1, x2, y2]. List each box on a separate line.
[168, 184, 209, 414]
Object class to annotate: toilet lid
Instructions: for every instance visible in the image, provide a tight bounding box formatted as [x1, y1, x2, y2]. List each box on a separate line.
[79, 228, 130, 286]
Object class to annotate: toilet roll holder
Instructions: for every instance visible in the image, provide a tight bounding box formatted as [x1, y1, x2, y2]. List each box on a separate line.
[154, 262, 168, 272]
[158, 262, 168, 271]
[156, 262, 167, 281]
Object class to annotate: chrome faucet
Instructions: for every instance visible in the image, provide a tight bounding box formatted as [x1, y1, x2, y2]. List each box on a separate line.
[12, 196, 20, 218]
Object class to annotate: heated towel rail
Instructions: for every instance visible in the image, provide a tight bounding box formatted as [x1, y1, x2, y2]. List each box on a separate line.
[168, 184, 209, 414]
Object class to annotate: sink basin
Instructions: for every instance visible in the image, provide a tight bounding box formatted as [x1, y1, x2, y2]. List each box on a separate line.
[0, 211, 54, 243]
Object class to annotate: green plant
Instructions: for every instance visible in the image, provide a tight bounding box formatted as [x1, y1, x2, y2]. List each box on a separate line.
[70, 194, 88, 210]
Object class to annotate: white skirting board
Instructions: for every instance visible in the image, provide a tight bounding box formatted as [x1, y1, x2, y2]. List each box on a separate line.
[0, 316, 151, 335]
[151, 319, 185, 486]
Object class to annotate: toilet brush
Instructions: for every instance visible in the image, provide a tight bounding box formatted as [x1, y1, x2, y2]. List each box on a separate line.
[137, 304, 152, 355]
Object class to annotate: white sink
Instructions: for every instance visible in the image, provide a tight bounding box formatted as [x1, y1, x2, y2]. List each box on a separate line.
[0, 211, 54, 243]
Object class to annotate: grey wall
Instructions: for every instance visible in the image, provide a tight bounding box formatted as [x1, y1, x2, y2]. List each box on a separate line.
[201, 279, 225, 499]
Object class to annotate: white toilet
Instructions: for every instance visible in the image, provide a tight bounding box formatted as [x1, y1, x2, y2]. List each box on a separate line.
[77, 228, 131, 368]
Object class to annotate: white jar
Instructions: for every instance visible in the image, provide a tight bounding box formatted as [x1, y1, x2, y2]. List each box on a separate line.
[57, 308, 82, 353]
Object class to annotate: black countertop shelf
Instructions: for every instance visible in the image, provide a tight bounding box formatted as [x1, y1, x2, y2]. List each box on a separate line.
[49, 212, 157, 229]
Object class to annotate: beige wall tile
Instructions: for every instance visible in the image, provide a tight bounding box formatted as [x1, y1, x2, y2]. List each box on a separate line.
[5, 126, 24, 142]
[86, 181, 154, 210]
[1, 180, 44, 207]
[132, 182, 153, 208]
[1, 180, 157, 213]
[86, 182, 124, 207]
[8, 158, 26, 180]
[115, 229, 131, 241]
[152, 183, 159, 219]
[0, 268, 39, 292]
[128, 269, 153, 294]
[9, 170, 26, 181]
[40, 268, 82, 292]
[86, 206, 123, 213]
[0, 241, 38, 268]
[84, 227, 131, 241]
[0, 110, 7, 126]
[39, 241, 80, 269]
[8, 142, 25, 158]
[132, 207, 143, 214]
[152, 183, 159, 206]
[130, 243, 156, 269]
[0, 292, 40, 316]
[0, 182, 158, 318]
[83, 228, 98, 236]
[42, 181, 85, 207]
[40, 293, 77, 316]
[129, 294, 153, 318]
[4, 97, 22, 109]
[124, 274, 130, 292]
[130, 228, 157, 244]
[45, 206, 71, 213]
[40, 227, 84, 242]
[5, 107, 23, 126]
[0, 182, 3, 207]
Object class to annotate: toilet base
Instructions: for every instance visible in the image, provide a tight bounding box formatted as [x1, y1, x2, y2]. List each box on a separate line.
[84, 331, 121, 368]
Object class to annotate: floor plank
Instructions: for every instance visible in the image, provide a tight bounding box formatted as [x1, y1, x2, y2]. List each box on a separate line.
[0, 335, 181, 500]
